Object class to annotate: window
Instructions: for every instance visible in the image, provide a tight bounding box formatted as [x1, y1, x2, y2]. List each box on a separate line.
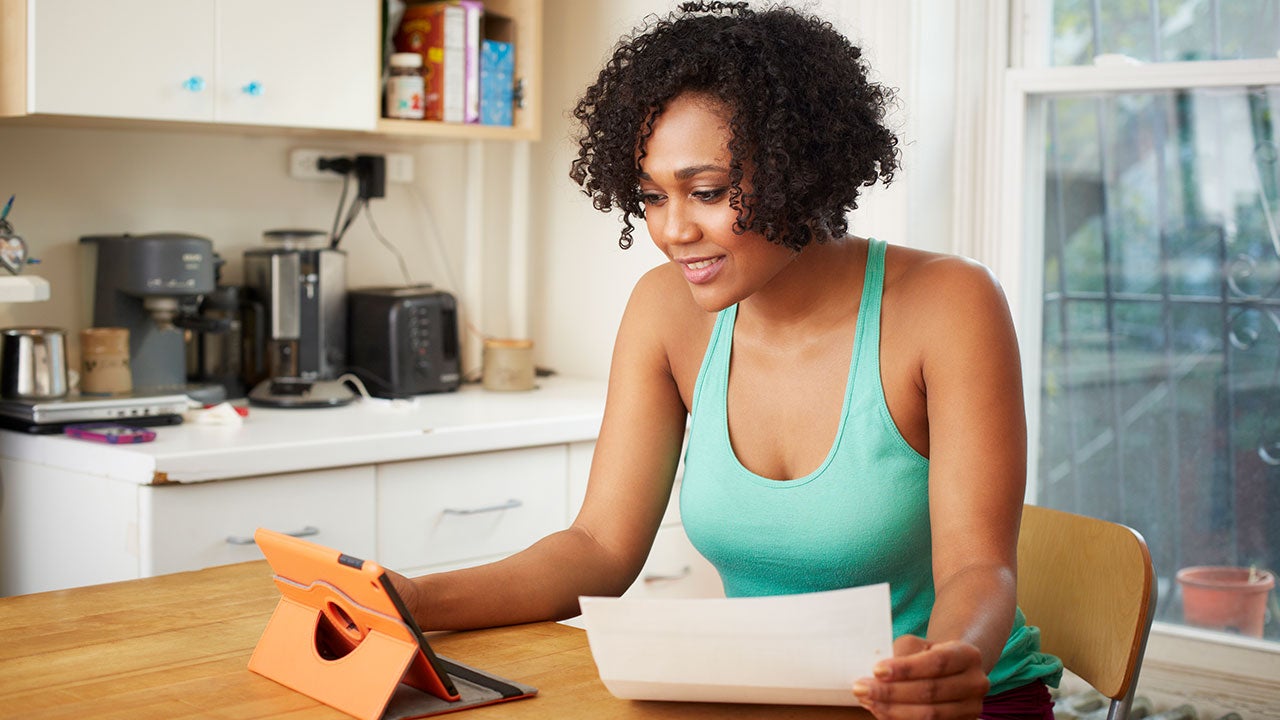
[1004, 0, 1280, 652]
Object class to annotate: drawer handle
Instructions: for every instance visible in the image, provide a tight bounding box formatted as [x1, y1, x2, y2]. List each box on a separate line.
[643, 566, 692, 584]
[442, 499, 523, 516]
[225, 525, 320, 545]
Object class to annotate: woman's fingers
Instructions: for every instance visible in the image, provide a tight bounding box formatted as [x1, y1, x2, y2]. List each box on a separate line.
[855, 669, 989, 704]
[878, 639, 984, 682]
[853, 638, 989, 719]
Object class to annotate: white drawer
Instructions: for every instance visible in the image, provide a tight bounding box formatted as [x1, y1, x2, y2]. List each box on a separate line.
[377, 445, 569, 572]
[625, 525, 723, 600]
[142, 466, 377, 576]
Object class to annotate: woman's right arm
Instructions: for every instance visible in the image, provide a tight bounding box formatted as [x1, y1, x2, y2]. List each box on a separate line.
[392, 268, 691, 631]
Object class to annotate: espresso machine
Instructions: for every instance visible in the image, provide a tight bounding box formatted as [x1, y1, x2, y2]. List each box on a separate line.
[242, 229, 354, 407]
[81, 233, 226, 404]
[185, 253, 253, 399]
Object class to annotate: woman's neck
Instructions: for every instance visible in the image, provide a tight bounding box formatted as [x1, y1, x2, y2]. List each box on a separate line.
[735, 236, 866, 340]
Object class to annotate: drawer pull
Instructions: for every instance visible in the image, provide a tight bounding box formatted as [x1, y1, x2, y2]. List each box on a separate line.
[442, 499, 523, 516]
[644, 566, 692, 584]
[225, 525, 320, 545]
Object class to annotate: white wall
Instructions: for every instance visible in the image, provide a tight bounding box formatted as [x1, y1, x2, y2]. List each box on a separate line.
[0, 126, 494, 370]
[0, 0, 956, 384]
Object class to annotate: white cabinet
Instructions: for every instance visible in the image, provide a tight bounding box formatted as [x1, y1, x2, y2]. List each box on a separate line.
[625, 524, 724, 600]
[378, 446, 569, 574]
[213, 0, 377, 129]
[143, 466, 376, 576]
[30, 0, 214, 122]
[23, 0, 378, 130]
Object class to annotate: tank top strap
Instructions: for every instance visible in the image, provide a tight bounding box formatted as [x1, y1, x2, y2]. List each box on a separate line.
[689, 302, 737, 422]
[852, 238, 887, 395]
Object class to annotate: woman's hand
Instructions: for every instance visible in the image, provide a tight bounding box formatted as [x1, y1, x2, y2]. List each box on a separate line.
[852, 634, 989, 720]
[384, 568, 427, 625]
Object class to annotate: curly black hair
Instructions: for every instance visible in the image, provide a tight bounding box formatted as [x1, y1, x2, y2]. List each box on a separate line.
[568, 1, 900, 251]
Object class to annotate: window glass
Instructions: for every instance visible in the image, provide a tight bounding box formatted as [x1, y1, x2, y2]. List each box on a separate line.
[1051, 0, 1280, 65]
[1037, 85, 1280, 640]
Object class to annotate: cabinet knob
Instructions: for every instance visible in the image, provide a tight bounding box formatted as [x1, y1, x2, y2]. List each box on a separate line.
[241, 81, 264, 97]
[181, 76, 205, 92]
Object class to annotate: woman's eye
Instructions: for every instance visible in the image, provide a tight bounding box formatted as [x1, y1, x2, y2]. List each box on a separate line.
[640, 192, 666, 206]
[692, 188, 727, 202]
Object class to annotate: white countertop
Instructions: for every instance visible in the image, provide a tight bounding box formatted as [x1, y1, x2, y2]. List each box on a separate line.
[0, 377, 606, 485]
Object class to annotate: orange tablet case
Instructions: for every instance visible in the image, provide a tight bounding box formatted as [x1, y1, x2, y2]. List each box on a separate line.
[249, 528, 537, 720]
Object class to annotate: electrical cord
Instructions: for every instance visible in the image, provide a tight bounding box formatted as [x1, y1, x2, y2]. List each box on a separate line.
[329, 171, 351, 247]
[332, 188, 365, 249]
[406, 185, 490, 381]
[364, 201, 414, 285]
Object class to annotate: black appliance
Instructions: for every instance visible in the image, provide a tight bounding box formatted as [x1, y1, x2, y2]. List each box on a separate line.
[346, 286, 461, 397]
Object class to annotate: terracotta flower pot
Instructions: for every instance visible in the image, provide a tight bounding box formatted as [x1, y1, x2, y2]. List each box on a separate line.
[1176, 566, 1275, 638]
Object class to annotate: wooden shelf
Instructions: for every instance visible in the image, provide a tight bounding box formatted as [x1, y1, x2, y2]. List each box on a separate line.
[0, 275, 49, 302]
[376, 118, 536, 141]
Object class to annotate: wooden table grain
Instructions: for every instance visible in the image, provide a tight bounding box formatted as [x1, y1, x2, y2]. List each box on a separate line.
[0, 561, 868, 719]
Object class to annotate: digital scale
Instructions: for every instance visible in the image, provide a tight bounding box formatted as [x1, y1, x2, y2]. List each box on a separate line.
[0, 391, 190, 433]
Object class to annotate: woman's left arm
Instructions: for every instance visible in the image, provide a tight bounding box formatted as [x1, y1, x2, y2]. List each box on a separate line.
[855, 255, 1027, 719]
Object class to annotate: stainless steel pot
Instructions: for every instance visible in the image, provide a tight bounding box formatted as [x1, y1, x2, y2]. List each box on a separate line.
[0, 327, 68, 400]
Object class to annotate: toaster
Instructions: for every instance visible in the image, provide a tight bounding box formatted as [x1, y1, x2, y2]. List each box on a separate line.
[346, 286, 462, 397]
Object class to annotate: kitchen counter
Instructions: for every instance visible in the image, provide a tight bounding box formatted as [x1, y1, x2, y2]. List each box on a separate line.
[0, 376, 606, 485]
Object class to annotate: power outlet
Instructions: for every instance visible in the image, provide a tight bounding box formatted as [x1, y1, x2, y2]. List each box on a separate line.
[288, 148, 414, 183]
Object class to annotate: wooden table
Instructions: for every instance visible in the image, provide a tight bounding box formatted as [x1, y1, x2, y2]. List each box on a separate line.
[0, 561, 869, 719]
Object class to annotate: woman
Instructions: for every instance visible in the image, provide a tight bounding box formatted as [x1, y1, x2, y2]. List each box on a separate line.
[392, 3, 1062, 718]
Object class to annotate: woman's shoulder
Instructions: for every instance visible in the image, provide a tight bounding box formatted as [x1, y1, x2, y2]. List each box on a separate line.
[880, 242, 1007, 307]
[878, 242, 1014, 342]
[621, 262, 716, 344]
[621, 263, 717, 385]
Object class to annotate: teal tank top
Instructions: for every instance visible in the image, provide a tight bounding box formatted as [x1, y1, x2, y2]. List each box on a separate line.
[679, 238, 1062, 695]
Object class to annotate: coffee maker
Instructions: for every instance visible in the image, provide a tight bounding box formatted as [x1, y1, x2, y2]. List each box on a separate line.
[242, 229, 354, 407]
[81, 233, 226, 403]
[185, 253, 253, 399]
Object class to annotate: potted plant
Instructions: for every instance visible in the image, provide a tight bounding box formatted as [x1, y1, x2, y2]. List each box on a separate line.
[1176, 565, 1275, 638]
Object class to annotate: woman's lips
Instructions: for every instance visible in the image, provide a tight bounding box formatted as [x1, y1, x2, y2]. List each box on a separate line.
[680, 256, 724, 284]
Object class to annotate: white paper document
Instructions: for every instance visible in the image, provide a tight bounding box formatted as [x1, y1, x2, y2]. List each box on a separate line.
[578, 583, 893, 707]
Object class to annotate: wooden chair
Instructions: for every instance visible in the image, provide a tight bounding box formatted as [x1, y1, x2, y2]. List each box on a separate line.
[1017, 504, 1157, 720]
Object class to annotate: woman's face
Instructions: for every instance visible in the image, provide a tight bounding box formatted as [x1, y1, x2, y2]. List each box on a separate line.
[637, 92, 796, 312]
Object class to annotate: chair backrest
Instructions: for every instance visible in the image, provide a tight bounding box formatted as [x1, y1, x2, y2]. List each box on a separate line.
[1017, 504, 1156, 720]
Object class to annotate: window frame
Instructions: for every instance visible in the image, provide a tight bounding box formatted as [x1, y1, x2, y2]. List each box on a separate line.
[999, 0, 1280, 706]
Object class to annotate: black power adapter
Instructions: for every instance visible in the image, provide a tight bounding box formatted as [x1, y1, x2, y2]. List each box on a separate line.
[317, 152, 387, 248]
[354, 154, 386, 200]
[317, 154, 385, 200]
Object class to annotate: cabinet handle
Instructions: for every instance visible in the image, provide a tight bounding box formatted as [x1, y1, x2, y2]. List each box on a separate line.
[225, 525, 319, 545]
[181, 76, 205, 92]
[241, 81, 263, 97]
[643, 566, 692, 584]
[442, 499, 522, 516]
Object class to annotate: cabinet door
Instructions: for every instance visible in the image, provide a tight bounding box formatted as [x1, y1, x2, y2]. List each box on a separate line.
[215, 0, 378, 130]
[0, 459, 141, 596]
[142, 466, 376, 576]
[30, 0, 215, 121]
[624, 525, 724, 600]
[377, 446, 568, 573]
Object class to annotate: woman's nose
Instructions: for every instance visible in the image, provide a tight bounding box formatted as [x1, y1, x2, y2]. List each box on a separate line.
[662, 201, 699, 244]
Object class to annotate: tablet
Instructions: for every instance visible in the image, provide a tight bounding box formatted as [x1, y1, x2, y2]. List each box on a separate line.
[251, 528, 537, 719]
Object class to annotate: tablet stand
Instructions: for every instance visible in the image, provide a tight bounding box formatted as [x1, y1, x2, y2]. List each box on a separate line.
[249, 589, 451, 720]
